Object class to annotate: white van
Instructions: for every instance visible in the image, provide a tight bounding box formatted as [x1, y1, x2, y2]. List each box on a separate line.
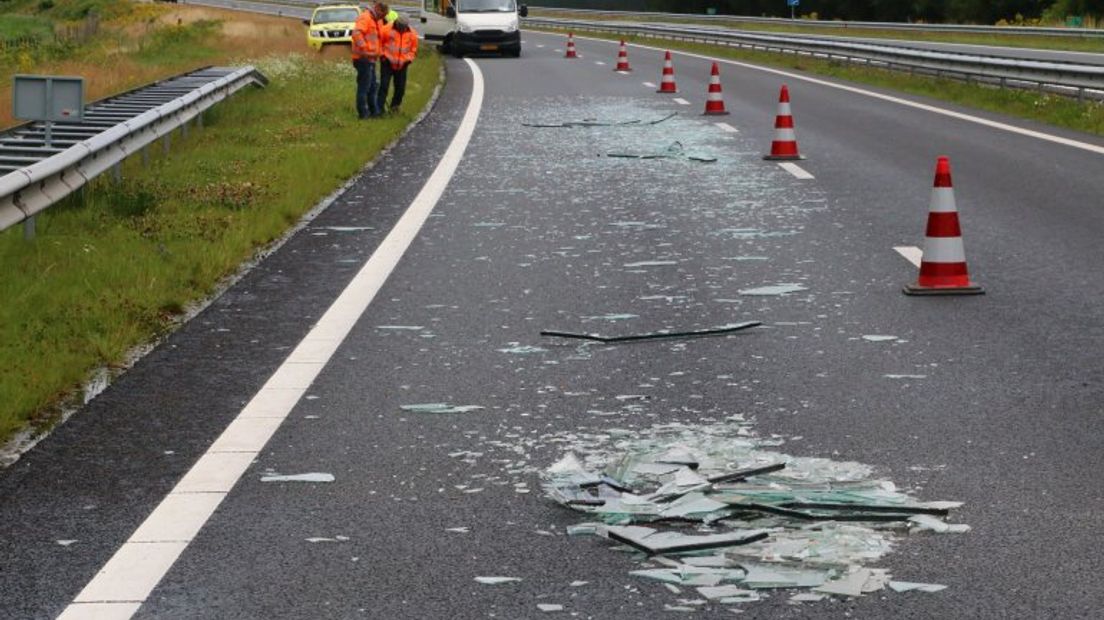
[419, 0, 528, 58]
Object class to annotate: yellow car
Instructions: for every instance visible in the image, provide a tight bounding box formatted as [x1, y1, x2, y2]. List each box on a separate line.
[304, 4, 361, 51]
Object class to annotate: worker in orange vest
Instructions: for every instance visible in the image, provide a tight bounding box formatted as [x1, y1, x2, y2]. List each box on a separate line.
[378, 16, 418, 113]
[351, 2, 388, 118]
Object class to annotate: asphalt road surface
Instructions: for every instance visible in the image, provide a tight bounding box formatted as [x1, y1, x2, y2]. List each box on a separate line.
[2, 30, 1104, 620]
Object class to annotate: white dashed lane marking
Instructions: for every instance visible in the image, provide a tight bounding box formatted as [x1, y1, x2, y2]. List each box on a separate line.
[778, 162, 814, 179]
[642, 81, 657, 88]
[894, 246, 923, 268]
[673, 97, 690, 105]
[714, 122, 738, 133]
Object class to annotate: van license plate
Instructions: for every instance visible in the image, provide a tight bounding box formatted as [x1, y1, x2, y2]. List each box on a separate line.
[480, 44, 498, 51]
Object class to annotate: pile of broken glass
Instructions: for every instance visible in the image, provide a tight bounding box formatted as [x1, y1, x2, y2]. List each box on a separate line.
[541, 419, 966, 604]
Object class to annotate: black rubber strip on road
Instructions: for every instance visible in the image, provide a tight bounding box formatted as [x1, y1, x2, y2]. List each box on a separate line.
[541, 321, 761, 344]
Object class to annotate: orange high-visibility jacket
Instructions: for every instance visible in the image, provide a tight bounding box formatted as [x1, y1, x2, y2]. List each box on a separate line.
[351, 12, 383, 60]
[383, 27, 418, 69]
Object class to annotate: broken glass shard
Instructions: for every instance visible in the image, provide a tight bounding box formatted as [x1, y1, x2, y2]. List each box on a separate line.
[888, 581, 948, 593]
[400, 403, 484, 414]
[738, 284, 808, 296]
[475, 577, 521, 585]
[260, 473, 334, 483]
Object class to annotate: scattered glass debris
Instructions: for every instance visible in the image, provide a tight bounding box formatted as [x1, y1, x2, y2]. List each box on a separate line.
[260, 473, 335, 483]
[606, 141, 717, 163]
[624, 260, 680, 268]
[475, 576, 522, 585]
[540, 420, 966, 606]
[400, 403, 485, 414]
[889, 581, 948, 593]
[738, 284, 808, 296]
[523, 112, 677, 128]
[498, 344, 548, 355]
[305, 535, 350, 543]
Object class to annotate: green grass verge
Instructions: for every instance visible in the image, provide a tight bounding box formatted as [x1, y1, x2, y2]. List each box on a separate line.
[0, 14, 54, 43]
[0, 51, 442, 443]
[531, 11, 1104, 53]
[536, 28, 1104, 137]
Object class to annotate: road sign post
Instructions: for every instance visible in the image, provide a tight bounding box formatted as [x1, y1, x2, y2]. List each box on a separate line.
[787, 0, 799, 20]
[12, 75, 84, 239]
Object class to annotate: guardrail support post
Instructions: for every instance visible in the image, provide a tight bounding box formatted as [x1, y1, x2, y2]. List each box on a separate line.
[197, 112, 204, 129]
[24, 216, 35, 241]
[112, 163, 122, 183]
[181, 118, 189, 140]
[163, 132, 172, 156]
[142, 145, 150, 167]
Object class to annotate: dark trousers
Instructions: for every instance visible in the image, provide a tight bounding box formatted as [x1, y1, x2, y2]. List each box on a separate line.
[378, 62, 409, 111]
[353, 58, 380, 118]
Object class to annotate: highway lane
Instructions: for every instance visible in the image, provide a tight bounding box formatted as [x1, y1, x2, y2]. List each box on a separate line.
[3, 30, 1104, 620]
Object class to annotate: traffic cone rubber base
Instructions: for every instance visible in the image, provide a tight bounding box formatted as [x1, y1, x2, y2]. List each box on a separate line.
[703, 110, 729, 116]
[763, 154, 805, 161]
[903, 283, 984, 296]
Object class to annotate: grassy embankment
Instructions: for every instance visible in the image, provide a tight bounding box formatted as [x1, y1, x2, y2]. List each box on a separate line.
[0, 1, 442, 444]
[532, 28, 1104, 137]
[531, 9, 1104, 53]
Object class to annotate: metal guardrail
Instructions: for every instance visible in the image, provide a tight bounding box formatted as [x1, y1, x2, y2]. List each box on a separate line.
[525, 17, 1104, 99]
[0, 66, 268, 235]
[529, 6, 1104, 39]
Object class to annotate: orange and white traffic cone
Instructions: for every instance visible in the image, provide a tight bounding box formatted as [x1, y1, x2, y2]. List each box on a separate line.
[703, 62, 729, 115]
[657, 50, 678, 93]
[763, 85, 803, 160]
[904, 156, 984, 296]
[614, 40, 632, 71]
[565, 33, 578, 59]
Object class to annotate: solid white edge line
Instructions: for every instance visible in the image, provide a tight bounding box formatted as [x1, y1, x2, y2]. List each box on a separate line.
[778, 162, 815, 179]
[894, 245, 923, 268]
[59, 58, 487, 620]
[556, 32, 1104, 156]
[673, 97, 691, 105]
[714, 121, 738, 133]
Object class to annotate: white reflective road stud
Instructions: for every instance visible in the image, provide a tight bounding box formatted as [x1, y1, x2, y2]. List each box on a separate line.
[894, 246, 923, 268]
[60, 58, 488, 620]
